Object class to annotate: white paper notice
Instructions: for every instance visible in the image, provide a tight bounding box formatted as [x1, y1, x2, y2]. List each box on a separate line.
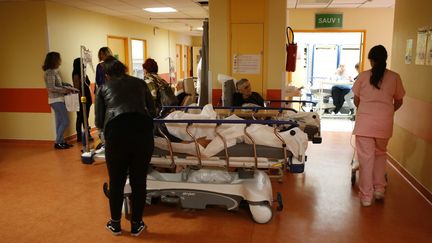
[426, 31, 432, 66]
[233, 54, 261, 74]
[405, 39, 413, 64]
[415, 31, 427, 65]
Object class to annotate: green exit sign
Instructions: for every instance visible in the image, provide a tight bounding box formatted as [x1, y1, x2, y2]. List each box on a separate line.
[315, 13, 343, 28]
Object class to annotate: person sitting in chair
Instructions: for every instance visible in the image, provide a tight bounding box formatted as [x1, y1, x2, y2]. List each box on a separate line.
[232, 78, 264, 107]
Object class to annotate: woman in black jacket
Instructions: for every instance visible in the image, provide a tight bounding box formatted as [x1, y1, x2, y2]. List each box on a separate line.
[95, 56, 155, 237]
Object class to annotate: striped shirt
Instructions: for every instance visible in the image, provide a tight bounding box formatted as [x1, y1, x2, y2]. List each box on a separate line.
[44, 69, 70, 104]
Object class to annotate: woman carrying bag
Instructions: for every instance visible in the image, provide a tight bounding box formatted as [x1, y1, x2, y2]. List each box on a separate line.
[43, 52, 77, 149]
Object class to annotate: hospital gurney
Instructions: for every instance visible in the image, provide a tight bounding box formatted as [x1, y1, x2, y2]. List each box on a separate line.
[97, 118, 305, 224]
[161, 105, 322, 144]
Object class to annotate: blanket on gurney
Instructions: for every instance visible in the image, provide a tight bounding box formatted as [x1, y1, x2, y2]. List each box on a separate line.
[155, 104, 308, 160]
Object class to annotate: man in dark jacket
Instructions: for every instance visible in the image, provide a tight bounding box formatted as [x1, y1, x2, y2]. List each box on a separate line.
[95, 56, 155, 237]
[232, 78, 264, 107]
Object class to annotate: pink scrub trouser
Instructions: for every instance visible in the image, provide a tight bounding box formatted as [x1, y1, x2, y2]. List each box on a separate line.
[355, 136, 389, 201]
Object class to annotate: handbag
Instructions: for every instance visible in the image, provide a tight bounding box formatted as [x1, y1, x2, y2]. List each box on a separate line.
[153, 75, 178, 107]
[65, 93, 80, 112]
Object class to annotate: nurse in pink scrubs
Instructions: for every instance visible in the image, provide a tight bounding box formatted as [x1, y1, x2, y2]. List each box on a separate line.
[352, 45, 405, 207]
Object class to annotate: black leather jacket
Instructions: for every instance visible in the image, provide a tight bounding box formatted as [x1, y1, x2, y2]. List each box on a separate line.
[95, 75, 156, 131]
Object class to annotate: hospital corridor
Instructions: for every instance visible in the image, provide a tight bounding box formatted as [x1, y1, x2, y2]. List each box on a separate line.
[1, 0, 432, 242]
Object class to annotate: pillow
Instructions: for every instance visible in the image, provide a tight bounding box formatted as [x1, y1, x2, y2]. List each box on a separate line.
[222, 79, 236, 106]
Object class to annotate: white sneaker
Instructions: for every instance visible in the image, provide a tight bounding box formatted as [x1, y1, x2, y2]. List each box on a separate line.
[374, 191, 385, 200]
[361, 200, 372, 207]
[351, 160, 359, 172]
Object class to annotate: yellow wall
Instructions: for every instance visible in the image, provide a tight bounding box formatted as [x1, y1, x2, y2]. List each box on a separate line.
[0, 1, 192, 141]
[388, 0, 432, 192]
[0, 1, 48, 88]
[287, 8, 395, 71]
[209, 0, 286, 98]
[266, 0, 286, 90]
[209, 0, 230, 97]
[0, 1, 53, 140]
[192, 36, 202, 47]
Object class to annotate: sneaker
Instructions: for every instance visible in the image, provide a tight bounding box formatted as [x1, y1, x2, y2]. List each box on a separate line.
[361, 200, 372, 207]
[131, 221, 146, 237]
[54, 143, 69, 150]
[374, 191, 385, 200]
[61, 143, 73, 148]
[106, 220, 122, 236]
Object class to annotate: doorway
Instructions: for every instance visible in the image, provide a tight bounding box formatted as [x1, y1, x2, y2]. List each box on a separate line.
[293, 31, 364, 89]
[292, 31, 364, 121]
[130, 38, 147, 79]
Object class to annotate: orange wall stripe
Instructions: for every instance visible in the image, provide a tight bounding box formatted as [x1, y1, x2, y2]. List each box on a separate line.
[266, 89, 282, 107]
[212, 89, 222, 106]
[0, 88, 50, 113]
[266, 89, 281, 100]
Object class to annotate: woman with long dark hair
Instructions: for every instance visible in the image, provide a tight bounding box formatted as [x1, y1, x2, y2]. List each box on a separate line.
[96, 56, 155, 237]
[352, 45, 405, 207]
[43, 52, 75, 149]
[72, 58, 93, 142]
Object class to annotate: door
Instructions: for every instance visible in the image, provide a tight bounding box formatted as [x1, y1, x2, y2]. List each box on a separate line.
[176, 44, 183, 81]
[231, 23, 263, 94]
[184, 45, 191, 77]
[107, 36, 129, 71]
[130, 39, 147, 79]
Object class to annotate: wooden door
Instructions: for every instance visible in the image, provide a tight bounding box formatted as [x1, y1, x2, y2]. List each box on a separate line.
[107, 36, 129, 72]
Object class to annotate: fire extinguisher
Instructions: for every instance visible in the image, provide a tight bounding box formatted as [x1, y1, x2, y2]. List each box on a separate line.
[286, 26, 297, 72]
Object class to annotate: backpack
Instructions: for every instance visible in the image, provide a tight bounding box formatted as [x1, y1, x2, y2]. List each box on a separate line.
[152, 75, 178, 107]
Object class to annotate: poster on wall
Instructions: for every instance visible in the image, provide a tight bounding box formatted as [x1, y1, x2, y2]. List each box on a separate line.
[233, 54, 261, 74]
[415, 29, 427, 65]
[405, 39, 413, 64]
[426, 30, 432, 66]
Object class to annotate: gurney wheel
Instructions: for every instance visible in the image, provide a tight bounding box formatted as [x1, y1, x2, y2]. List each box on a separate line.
[249, 204, 272, 224]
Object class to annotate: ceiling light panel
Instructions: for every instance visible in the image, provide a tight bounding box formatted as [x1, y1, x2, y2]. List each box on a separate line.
[332, 0, 365, 3]
[144, 7, 177, 12]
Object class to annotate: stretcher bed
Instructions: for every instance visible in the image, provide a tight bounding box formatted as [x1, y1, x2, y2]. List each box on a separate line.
[96, 118, 306, 223]
[161, 105, 322, 144]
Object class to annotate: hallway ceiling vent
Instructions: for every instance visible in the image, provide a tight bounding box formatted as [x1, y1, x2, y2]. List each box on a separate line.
[194, 0, 209, 10]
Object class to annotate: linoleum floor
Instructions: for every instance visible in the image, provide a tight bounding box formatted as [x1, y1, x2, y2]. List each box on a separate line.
[0, 127, 431, 243]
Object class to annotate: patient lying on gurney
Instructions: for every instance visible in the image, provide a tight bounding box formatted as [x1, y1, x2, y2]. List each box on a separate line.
[155, 104, 308, 159]
[228, 78, 320, 141]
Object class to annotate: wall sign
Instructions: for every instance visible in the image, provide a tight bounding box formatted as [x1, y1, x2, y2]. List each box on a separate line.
[315, 13, 343, 28]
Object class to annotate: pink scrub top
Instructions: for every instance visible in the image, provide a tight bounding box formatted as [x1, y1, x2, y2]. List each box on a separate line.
[352, 69, 405, 138]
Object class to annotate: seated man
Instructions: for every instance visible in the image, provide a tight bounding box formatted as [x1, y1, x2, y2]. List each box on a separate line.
[232, 78, 264, 107]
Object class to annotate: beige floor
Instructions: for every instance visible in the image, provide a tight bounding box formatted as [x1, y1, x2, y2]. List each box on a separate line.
[0, 127, 431, 242]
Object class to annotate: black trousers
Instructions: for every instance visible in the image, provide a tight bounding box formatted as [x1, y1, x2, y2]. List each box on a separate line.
[75, 102, 92, 135]
[104, 113, 154, 222]
[331, 86, 350, 113]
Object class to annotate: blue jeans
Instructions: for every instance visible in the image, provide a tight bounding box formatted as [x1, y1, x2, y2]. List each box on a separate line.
[50, 102, 69, 143]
